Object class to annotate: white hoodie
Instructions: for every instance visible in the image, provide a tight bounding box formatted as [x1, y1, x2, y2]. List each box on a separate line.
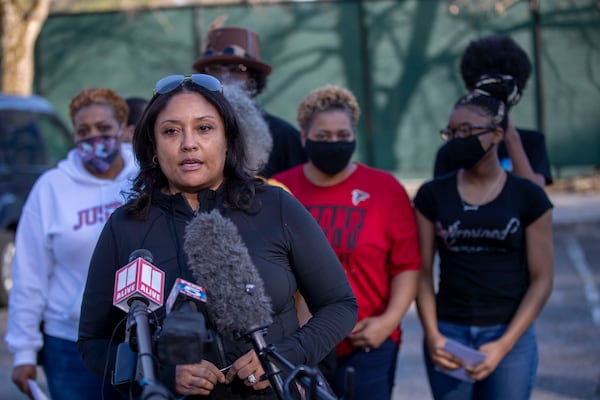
[5, 145, 138, 367]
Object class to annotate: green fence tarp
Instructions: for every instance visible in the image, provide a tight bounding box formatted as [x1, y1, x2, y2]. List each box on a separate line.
[33, 0, 600, 178]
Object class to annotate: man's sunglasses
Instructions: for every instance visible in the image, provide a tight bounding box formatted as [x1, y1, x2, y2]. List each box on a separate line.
[203, 46, 253, 59]
[204, 64, 249, 75]
[152, 74, 223, 96]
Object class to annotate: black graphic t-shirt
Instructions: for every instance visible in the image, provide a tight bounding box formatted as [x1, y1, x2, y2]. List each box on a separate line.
[414, 172, 553, 325]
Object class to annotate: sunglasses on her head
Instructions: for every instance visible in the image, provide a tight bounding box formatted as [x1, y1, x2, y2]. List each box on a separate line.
[152, 74, 223, 97]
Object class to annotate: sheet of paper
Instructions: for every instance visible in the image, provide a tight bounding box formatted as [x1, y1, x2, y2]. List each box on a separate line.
[434, 338, 486, 382]
[28, 380, 50, 400]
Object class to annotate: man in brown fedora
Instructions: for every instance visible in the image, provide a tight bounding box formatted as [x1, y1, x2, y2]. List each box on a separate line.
[193, 26, 306, 178]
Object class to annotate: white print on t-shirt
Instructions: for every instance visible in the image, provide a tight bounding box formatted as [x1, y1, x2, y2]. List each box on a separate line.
[436, 217, 520, 252]
[351, 189, 370, 206]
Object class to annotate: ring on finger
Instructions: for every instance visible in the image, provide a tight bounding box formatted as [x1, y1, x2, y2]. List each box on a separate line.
[247, 373, 258, 384]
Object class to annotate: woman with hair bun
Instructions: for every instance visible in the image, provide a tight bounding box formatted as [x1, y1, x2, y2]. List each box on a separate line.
[434, 35, 553, 188]
[414, 79, 554, 400]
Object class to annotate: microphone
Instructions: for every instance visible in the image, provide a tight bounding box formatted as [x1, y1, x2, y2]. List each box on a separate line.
[184, 210, 284, 396]
[184, 211, 338, 400]
[113, 249, 165, 312]
[156, 278, 213, 365]
[183, 209, 273, 339]
[112, 250, 171, 399]
[165, 278, 207, 314]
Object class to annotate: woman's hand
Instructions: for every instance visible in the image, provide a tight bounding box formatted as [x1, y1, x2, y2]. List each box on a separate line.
[502, 117, 546, 187]
[226, 350, 270, 390]
[12, 364, 37, 399]
[347, 316, 396, 350]
[466, 339, 510, 381]
[175, 360, 225, 396]
[425, 333, 462, 372]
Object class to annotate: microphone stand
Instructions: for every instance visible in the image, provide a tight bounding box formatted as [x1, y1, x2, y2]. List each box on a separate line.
[129, 299, 173, 400]
[242, 326, 345, 400]
[244, 327, 286, 399]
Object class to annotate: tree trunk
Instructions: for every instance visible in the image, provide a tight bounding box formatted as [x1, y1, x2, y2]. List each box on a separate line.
[1, 0, 51, 95]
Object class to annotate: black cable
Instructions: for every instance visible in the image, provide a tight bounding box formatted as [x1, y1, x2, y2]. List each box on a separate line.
[102, 315, 128, 400]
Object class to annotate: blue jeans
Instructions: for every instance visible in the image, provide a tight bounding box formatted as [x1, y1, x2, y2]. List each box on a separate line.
[42, 334, 123, 400]
[332, 338, 398, 400]
[423, 321, 538, 400]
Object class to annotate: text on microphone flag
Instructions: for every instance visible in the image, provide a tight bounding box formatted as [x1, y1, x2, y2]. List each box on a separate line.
[113, 257, 165, 312]
[165, 277, 208, 313]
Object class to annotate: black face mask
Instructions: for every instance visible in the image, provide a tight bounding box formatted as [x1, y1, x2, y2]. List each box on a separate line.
[438, 134, 493, 170]
[305, 139, 356, 175]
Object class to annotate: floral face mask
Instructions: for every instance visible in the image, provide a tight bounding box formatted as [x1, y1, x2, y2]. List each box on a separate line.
[75, 135, 120, 173]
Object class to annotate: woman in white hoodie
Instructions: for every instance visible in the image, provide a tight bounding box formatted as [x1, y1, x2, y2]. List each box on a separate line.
[5, 88, 138, 400]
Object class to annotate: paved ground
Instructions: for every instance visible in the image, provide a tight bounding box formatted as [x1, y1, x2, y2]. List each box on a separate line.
[393, 216, 600, 400]
[1, 192, 600, 399]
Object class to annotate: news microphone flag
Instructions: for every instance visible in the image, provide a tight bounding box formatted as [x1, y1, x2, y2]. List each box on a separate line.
[113, 255, 165, 312]
[166, 278, 207, 315]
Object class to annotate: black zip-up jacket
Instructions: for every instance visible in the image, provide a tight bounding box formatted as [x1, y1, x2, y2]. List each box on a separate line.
[78, 184, 357, 399]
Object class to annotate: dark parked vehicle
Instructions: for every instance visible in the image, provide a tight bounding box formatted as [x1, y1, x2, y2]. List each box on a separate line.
[0, 93, 72, 306]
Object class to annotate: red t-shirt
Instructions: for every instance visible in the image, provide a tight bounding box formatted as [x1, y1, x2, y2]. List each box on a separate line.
[274, 163, 421, 357]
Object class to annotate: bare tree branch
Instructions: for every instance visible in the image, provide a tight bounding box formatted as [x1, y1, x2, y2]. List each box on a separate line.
[1, 0, 50, 94]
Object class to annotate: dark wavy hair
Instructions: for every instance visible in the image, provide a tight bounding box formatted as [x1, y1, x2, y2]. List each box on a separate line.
[460, 35, 532, 94]
[127, 80, 260, 218]
[455, 74, 521, 132]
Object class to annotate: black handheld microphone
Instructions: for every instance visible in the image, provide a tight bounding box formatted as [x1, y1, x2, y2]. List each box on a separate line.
[156, 278, 213, 365]
[113, 250, 171, 399]
[114, 250, 164, 385]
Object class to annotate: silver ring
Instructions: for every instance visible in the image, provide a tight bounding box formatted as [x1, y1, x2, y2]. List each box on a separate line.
[247, 374, 258, 384]
[364, 347, 371, 353]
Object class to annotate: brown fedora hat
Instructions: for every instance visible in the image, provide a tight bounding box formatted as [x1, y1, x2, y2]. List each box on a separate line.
[192, 27, 272, 75]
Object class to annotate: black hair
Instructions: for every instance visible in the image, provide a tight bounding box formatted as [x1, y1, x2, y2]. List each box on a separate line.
[127, 81, 260, 218]
[455, 73, 521, 131]
[125, 97, 149, 126]
[460, 35, 532, 94]
[247, 69, 268, 96]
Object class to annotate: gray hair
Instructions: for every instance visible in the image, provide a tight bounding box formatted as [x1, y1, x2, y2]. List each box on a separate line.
[222, 81, 272, 175]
